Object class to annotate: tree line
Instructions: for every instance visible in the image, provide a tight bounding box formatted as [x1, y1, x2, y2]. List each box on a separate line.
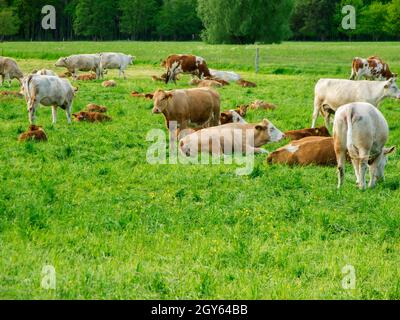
[0, 0, 399, 43]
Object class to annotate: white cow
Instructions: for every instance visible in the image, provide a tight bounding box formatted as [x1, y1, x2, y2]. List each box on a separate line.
[312, 78, 400, 128]
[179, 119, 284, 157]
[55, 54, 102, 79]
[21, 75, 77, 124]
[209, 69, 241, 82]
[35, 69, 57, 76]
[334, 102, 396, 190]
[99, 53, 135, 79]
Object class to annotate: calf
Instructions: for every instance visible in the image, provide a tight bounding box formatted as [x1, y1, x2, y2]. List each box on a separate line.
[189, 79, 223, 88]
[267, 137, 336, 166]
[312, 78, 400, 128]
[99, 52, 135, 79]
[350, 56, 396, 81]
[152, 88, 220, 135]
[59, 71, 72, 78]
[179, 119, 284, 157]
[0, 57, 23, 87]
[220, 110, 247, 125]
[0, 90, 23, 98]
[284, 126, 330, 141]
[20, 75, 77, 124]
[334, 102, 395, 190]
[131, 91, 154, 100]
[163, 54, 212, 84]
[73, 111, 112, 123]
[55, 54, 102, 79]
[86, 103, 107, 113]
[250, 100, 277, 110]
[102, 80, 116, 87]
[77, 73, 96, 81]
[237, 79, 257, 88]
[18, 125, 48, 142]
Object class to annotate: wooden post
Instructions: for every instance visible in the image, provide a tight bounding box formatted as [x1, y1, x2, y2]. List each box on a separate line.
[255, 47, 260, 74]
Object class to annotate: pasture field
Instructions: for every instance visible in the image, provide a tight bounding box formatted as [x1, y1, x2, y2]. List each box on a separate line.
[1, 42, 400, 300]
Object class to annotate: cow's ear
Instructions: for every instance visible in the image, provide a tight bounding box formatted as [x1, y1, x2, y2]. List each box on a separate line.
[384, 146, 396, 155]
[255, 125, 267, 131]
[166, 93, 173, 100]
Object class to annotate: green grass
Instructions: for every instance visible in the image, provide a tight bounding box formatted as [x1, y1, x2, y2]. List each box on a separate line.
[1, 41, 400, 300]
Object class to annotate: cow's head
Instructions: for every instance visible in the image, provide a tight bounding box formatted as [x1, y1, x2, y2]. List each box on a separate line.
[55, 57, 68, 67]
[129, 55, 136, 65]
[254, 119, 285, 147]
[372, 146, 396, 182]
[384, 78, 400, 99]
[152, 90, 172, 114]
[73, 112, 88, 121]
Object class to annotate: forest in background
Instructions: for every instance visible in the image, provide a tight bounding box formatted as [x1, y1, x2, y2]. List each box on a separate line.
[0, 0, 400, 43]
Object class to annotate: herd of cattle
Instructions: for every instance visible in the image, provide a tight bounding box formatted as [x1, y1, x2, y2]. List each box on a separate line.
[0, 53, 399, 190]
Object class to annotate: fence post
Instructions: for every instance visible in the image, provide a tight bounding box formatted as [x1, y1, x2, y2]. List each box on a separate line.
[255, 47, 260, 74]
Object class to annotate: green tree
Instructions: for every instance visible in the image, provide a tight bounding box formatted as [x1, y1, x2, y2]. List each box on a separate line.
[385, 0, 400, 39]
[357, 1, 389, 40]
[0, 7, 21, 41]
[198, 0, 294, 44]
[290, 0, 340, 41]
[156, 0, 202, 40]
[74, 0, 118, 40]
[119, 0, 158, 40]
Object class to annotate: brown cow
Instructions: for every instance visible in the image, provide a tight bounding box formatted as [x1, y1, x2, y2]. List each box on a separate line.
[350, 56, 396, 81]
[73, 111, 112, 123]
[267, 136, 337, 166]
[102, 80, 117, 87]
[0, 90, 23, 98]
[189, 79, 223, 88]
[163, 54, 212, 84]
[284, 126, 330, 141]
[250, 100, 277, 110]
[131, 91, 154, 100]
[86, 103, 108, 113]
[152, 88, 220, 134]
[237, 79, 257, 88]
[19, 125, 48, 142]
[77, 73, 97, 81]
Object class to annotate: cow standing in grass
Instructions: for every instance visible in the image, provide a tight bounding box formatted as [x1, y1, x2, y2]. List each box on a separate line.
[99, 53, 135, 80]
[20, 75, 77, 124]
[55, 54, 102, 80]
[0, 57, 23, 87]
[350, 56, 396, 81]
[162, 54, 212, 84]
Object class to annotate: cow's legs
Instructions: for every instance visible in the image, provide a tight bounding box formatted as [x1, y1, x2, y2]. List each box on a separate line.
[28, 101, 38, 125]
[351, 158, 361, 186]
[51, 106, 58, 125]
[66, 103, 72, 124]
[4, 74, 11, 87]
[0, 74, 4, 86]
[358, 155, 368, 190]
[337, 152, 346, 189]
[72, 69, 78, 80]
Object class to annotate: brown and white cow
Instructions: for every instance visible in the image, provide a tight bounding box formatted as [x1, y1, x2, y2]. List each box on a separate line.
[0, 57, 23, 87]
[284, 126, 330, 141]
[152, 88, 220, 134]
[220, 110, 247, 125]
[179, 119, 285, 157]
[73, 111, 112, 123]
[334, 102, 395, 190]
[162, 54, 212, 84]
[267, 136, 336, 166]
[350, 56, 396, 81]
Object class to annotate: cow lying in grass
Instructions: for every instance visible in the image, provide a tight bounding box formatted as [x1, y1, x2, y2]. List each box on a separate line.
[86, 103, 108, 113]
[267, 137, 336, 166]
[179, 119, 284, 157]
[19, 125, 48, 142]
[284, 126, 330, 141]
[73, 111, 112, 123]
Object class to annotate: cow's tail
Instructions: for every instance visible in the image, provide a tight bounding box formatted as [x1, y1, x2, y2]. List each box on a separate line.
[346, 106, 354, 153]
[22, 75, 34, 104]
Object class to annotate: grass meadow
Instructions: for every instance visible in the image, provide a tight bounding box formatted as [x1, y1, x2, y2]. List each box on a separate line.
[1, 41, 400, 299]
